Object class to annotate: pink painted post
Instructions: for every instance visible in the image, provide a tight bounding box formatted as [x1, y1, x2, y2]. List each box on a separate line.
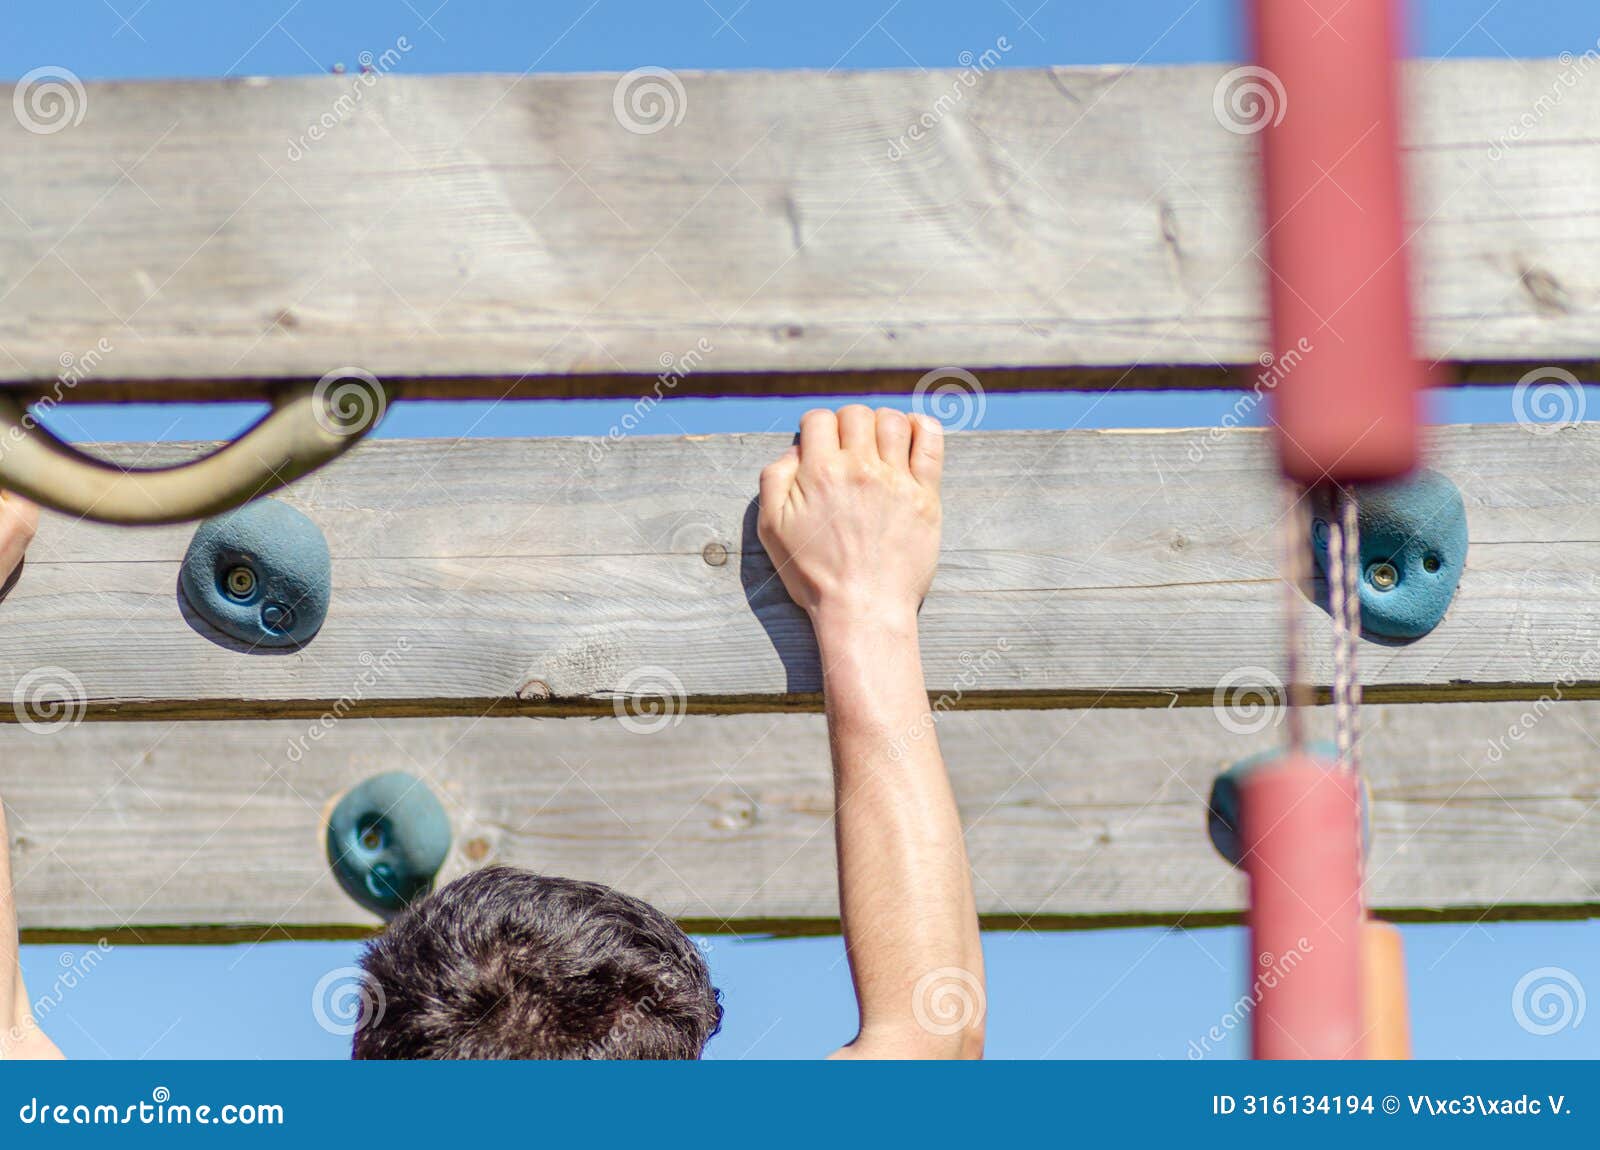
[1252, 0, 1426, 484]
[1240, 756, 1366, 1059]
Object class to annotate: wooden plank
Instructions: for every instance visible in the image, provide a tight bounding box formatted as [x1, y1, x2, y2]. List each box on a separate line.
[7, 700, 1597, 938]
[1, 61, 1597, 400]
[6, 424, 1600, 717]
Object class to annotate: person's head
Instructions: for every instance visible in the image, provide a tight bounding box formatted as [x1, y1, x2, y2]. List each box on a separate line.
[352, 867, 722, 1059]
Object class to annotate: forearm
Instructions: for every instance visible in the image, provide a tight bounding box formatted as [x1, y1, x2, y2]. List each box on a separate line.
[819, 606, 983, 1058]
[1, 798, 20, 1033]
[0, 496, 56, 1057]
[0, 799, 59, 1058]
[1, 495, 29, 1032]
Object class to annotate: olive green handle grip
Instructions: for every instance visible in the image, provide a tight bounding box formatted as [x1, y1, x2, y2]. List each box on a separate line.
[0, 378, 385, 525]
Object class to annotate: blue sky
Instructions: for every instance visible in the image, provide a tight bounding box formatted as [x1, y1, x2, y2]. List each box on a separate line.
[9, 1, 1600, 1059]
[7, 0, 1600, 77]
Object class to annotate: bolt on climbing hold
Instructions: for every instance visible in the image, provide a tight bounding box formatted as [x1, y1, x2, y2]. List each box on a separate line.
[179, 498, 332, 648]
[1310, 468, 1468, 640]
[1207, 742, 1371, 869]
[325, 771, 453, 918]
[224, 565, 257, 600]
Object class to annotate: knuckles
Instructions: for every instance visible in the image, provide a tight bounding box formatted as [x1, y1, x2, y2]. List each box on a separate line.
[876, 407, 910, 432]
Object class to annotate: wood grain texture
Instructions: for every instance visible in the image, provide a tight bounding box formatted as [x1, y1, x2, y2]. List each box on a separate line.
[6, 424, 1600, 717]
[1, 62, 1596, 400]
[6, 700, 1597, 937]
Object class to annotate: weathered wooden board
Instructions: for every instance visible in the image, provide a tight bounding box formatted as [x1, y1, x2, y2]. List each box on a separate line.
[5, 425, 1600, 717]
[1, 62, 1596, 400]
[6, 700, 1596, 939]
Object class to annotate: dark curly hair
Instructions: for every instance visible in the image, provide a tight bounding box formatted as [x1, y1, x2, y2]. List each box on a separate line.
[352, 867, 722, 1059]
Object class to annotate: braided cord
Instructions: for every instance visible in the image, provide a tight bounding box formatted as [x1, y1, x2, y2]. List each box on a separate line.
[1281, 485, 1312, 755]
[1323, 485, 1367, 909]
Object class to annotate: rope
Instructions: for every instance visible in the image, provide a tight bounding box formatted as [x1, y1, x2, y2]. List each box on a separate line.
[1324, 488, 1360, 775]
[1338, 490, 1362, 779]
[1322, 484, 1367, 910]
[1281, 486, 1312, 755]
[1283, 483, 1362, 776]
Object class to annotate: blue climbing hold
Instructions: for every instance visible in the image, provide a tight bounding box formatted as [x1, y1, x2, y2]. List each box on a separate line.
[326, 772, 452, 917]
[1207, 742, 1371, 868]
[1311, 468, 1468, 640]
[179, 498, 331, 648]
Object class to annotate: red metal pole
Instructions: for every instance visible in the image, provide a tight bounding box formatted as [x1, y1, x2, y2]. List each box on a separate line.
[1252, 0, 1425, 484]
[1240, 755, 1366, 1059]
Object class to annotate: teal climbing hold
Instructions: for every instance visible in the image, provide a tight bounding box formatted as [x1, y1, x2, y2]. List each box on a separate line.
[1207, 742, 1371, 868]
[326, 772, 452, 917]
[179, 498, 331, 648]
[1311, 468, 1468, 640]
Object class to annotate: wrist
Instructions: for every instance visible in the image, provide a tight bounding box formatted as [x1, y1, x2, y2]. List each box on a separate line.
[809, 598, 921, 650]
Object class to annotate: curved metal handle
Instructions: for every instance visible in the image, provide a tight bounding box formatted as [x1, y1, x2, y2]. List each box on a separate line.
[0, 378, 385, 525]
